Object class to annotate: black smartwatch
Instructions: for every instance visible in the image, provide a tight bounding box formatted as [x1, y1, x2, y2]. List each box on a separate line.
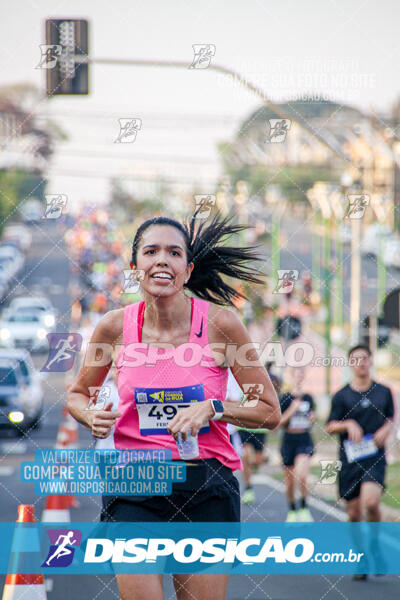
[210, 399, 224, 420]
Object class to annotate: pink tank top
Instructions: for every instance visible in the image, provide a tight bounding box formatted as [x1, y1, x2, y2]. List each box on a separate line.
[114, 297, 242, 470]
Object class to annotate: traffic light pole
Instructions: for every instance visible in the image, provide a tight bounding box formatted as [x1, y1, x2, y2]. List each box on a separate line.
[73, 56, 348, 160]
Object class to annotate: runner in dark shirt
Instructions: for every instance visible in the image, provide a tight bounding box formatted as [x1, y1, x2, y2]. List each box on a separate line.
[325, 344, 394, 579]
[279, 367, 315, 522]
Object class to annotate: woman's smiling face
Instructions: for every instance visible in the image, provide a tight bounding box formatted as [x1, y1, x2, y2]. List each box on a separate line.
[130, 224, 193, 298]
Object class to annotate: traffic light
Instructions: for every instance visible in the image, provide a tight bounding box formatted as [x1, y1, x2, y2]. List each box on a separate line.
[45, 19, 89, 96]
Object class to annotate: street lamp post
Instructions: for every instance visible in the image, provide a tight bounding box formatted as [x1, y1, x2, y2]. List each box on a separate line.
[330, 182, 348, 333]
[311, 211, 321, 296]
[349, 214, 362, 345]
[309, 183, 333, 395]
[265, 185, 285, 295]
[265, 186, 286, 342]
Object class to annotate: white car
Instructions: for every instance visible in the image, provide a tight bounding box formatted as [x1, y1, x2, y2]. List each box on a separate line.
[7, 296, 57, 329]
[0, 312, 49, 352]
[0, 357, 42, 434]
[0, 245, 24, 276]
[0, 348, 44, 424]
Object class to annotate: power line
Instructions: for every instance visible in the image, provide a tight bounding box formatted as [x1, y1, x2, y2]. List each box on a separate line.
[44, 167, 218, 184]
[35, 110, 239, 127]
[50, 147, 217, 165]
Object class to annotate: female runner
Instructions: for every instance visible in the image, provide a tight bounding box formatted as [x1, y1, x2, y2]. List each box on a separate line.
[68, 213, 281, 600]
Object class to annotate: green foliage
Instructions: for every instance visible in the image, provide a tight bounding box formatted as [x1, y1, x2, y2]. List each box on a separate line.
[0, 170, 45, 235]
[218, 157, 339, 204]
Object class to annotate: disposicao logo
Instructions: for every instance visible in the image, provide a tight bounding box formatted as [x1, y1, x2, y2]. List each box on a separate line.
[84, 536, 315, 565]
[42, 529, 82, 567]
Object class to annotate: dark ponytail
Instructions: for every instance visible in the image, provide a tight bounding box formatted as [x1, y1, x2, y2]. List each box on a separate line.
[131, 211, 264, 306]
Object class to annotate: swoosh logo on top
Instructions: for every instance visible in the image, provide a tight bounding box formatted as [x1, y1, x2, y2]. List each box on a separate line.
[195, 317, 203, 338]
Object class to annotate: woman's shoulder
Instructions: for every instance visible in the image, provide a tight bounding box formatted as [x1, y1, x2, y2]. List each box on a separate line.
[93, 307, 125, 342]
[208, 303, 245, 340]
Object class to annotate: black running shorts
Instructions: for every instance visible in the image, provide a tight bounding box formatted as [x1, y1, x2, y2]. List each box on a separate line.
[338, 453, 386, 501]
[100, 458, 240, 523]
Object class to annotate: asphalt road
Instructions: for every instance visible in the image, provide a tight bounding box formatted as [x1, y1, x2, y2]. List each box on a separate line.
[0, 220, 399, 599]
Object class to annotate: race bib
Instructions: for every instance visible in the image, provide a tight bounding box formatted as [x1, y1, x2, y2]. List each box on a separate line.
[134, 384, 210, 436]
[289, 400, 311, 430]
[343, 434, 378, 463]
[289, 414, 311, 430]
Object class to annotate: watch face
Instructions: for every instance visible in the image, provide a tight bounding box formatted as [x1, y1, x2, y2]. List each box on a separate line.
[212, 400, 224, 413]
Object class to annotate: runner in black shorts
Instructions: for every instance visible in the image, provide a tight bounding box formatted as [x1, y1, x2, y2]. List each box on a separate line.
[279, 367, 315, 522]
[325, 344, 394, 579]
[326, 345, 394, 512]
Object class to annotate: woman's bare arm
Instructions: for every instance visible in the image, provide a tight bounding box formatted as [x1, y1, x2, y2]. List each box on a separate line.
[209, 306, 281, 430]
[67, 310, 123, 436]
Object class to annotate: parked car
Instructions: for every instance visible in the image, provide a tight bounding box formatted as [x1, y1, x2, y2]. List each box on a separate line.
[0, 311, 49, 352]
[0, 358, 42, 435]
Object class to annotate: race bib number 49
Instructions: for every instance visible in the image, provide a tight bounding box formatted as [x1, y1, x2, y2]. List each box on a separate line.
[343, 434, 378, 463]
[134, 384, 210, 436]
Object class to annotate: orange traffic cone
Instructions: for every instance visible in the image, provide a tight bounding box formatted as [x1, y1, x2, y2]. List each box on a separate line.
[2, 505, 47, 599]
[41, 495, 71, 523]
[54, 422, 79, 508]
[55, 424, 70, 449]
[55, 400, 80, 508]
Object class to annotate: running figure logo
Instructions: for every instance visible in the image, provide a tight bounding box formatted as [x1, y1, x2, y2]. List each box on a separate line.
[41, 333, 82, 372]
[242, 383, 264, 408]
[122, 269, 145, 293]
[114, 118, 142, 143]
[319, 460, 342, 484]
[44, 194, 68, 219]
[345, 194, 370, 219]
[42, 529, 82, 568]
[266, 119, 291, 143]
[274, 270, 299, 294]
[189, 44, 216, 69]
[194, 195, 216, 220]
[87, 386, 111, 410]
[36, 44, 62, 69]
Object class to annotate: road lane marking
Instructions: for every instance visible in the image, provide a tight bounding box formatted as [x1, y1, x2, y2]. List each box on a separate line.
[0, 467, 15, 476]
[0, 442, 27, 455]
